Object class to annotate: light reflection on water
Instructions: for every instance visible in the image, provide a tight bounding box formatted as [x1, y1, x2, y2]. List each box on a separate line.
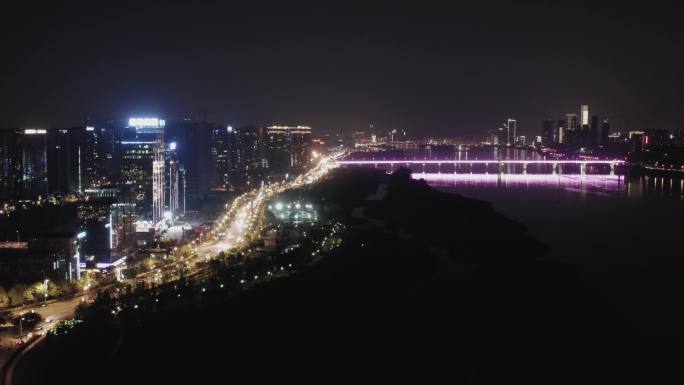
[413, 173, 625, 194]
[411, 172, 684, 199]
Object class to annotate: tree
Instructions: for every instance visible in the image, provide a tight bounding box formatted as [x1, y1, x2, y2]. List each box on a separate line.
[177, 245, 191, 259]
[0, 286, 9, 308]
[74, 275, 95, 293]
[8, 284, 28, 306]
[47, 280, 62, 297]
[23, 283, 39, 303]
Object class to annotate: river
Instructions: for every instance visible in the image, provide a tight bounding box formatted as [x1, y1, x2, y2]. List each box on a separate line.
[353, 146, 684, 335]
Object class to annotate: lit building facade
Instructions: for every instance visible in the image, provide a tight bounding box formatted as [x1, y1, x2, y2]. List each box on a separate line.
[121, 118, 165, 223]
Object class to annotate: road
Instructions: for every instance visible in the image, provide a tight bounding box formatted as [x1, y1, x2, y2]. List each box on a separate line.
[0, 151, 344, 384]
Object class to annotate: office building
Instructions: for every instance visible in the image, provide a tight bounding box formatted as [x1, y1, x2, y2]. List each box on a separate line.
[506, 119, 516, 145]
[0, 231, 82, 284]
[565, 114, 577, 143]
[120, 118, 165, 223]
[210, 126, 231, 191]
[580, 105, 589, 126]
[0, 129, 23, 200]
[556, 120, 565, 144]
[590, 115, 599, 146]
[600, 120, 610, 146]
[263, 125, 312, 176]
[673, 128, 684, 147]
[20, 129, 49, 199]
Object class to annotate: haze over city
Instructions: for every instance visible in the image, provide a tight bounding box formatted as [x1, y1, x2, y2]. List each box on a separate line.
[3, 1, 684, 135]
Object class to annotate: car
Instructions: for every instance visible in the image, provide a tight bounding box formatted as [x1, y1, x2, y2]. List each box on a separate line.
[15, 339, 23, 347]
[45, 318, 52, 323]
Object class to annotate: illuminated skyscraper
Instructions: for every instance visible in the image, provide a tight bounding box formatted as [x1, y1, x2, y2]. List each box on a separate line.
[601, 119, 610, 146]
[506, 119, 516, 146]
[166, 141, 179, 219]
[165, 119, 212, 202]
[264, 125, 312, 174]
[210, 126, 231, 191]
[121, 118, 165, 223]
[565, 114, 577, 143]
[20, 129, 48, 199]
[580, 105, 589, 126]
[0, 129, 23, 200]
[556, 120, 565, 144]
[47, 127, 84, 194]
[152, 140, 165, 223]
[590, 115, 599, 145]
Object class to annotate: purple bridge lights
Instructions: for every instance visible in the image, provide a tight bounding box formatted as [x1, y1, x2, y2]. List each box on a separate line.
[334, 159, 626, 175]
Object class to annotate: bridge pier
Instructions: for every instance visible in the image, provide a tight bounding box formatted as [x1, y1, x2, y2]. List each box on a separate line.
[580, 163, 587, 175]
[610, 163, 615, 176]
[485, 162, 488, 174]
[523, 163, 527, 175]
[438, 162, 441, 174]
[552, 162, 558, 175]
[498, 161, 504, 175]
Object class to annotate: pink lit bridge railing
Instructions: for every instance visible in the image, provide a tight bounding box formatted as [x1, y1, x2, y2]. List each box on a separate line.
[334, 159, 626, 175]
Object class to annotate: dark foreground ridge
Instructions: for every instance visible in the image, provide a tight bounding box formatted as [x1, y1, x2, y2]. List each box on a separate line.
[14, 168, 667, 384]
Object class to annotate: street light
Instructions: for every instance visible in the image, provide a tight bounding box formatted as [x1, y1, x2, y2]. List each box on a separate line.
[43, 279, 49, 305]
[19, 317, 25, 340]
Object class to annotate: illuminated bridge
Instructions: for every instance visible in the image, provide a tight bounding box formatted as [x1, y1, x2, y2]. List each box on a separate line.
[335, 159, 626, 175]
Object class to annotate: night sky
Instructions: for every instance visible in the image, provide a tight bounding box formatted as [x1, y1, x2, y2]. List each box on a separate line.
[3, 0, 683, 136]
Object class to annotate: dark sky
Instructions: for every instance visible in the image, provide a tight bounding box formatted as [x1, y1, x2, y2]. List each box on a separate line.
[2, 0, 683, 136]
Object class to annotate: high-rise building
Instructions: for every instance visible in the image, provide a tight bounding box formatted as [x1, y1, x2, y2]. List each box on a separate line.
[580, 105, 590, 126]
[210, 126, 230, 191]
[20, 129, 48, 199]
[600, 120, 610, 146]
[556, 120, 565, 144]
[263, 125, 313, 176]
[487, 128, 501, 145]
[164, 140, 183, 220]
[565, 114, 577, 143]
[629, 131, 646, 151]
[237, 126, 264, 188]
[81, 185, 136, 266]
[541, 119, 554, 146]
[165, 119, 213, 203]
[82, 122, 120, 189]
[0, 129, 23, 200]
[120, 118, 165, 223]
[673, 128, 684, 147]
[178, 163, 186, 217]
[47, 128, 83, 194]
[590, 115, 599, 146]
[506, 119, 516, 145]
[109, 200, 136, 264]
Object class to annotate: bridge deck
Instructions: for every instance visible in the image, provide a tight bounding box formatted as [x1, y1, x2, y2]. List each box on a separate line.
[336, 159, 624, 165]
